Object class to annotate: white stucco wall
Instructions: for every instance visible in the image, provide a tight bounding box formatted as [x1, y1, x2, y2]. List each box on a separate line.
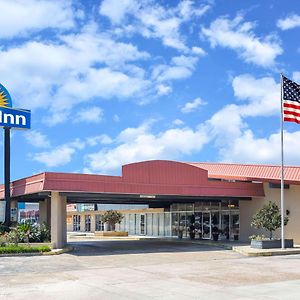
[240, 183, 300, 243]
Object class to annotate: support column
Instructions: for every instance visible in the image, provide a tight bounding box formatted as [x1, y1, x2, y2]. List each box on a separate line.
[91, 214, 96, 232]
[39, 198, 51, 226]
[50, 192, 67, 249]
[80, 214, 85, 232]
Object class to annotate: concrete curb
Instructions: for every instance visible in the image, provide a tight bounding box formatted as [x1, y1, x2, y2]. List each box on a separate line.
[0, 246, 73, 257]
[42, 246, 74, 256]
[232, 246, 300, 257]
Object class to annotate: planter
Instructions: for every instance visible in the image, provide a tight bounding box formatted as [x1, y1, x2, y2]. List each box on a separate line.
[212, 233, 219, 241]
[251, 239, 294, 249]
[95, 231, 128, 237]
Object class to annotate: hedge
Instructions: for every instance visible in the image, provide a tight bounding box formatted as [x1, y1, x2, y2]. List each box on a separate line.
[0, 244, 51, 254]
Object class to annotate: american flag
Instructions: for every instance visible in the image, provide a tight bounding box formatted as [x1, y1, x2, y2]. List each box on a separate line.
[283, 75, 300, 124]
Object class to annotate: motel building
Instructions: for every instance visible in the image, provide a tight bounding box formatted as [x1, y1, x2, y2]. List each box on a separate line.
[1, 160, 300, 249]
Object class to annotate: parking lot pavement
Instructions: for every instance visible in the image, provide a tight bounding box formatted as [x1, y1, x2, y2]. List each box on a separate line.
[1, 239, 300, 300]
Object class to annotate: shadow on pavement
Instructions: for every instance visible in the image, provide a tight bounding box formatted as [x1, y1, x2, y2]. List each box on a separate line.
[67, 239, 228, 256]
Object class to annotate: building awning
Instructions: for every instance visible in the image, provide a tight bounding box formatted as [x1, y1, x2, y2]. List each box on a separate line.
[0, 160, 264, 202]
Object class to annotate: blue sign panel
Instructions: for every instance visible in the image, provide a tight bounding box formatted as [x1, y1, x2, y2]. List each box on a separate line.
[0, 106, 31, 129]
[18, 203, 25, 209]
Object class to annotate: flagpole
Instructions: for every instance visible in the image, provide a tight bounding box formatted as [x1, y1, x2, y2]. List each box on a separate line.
[280, 73, 285, 249]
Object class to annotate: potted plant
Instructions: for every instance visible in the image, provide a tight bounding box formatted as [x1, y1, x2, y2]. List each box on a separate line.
[212, 226, 219, 241]
[178, 226, 183, 239]
[233, 229, 239, 241]
[102, 210, 123, 231]
[189, 224, 195, 240]
[250, 201, 292, 249]
[95, 210, 128, 237]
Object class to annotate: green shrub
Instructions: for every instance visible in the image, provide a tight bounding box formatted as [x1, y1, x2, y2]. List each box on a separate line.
[0, 244, 51, 254]
[0, 222, 10, 234]
[16, 221, 32, 243]
[249, 234, 266, 241]
[251, 201, 289, 240]
[7, 229, 22, 245]
[0, 221, 51, 245]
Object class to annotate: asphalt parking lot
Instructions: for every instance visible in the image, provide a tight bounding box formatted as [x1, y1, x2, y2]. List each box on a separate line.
[1, 239, 300, 300]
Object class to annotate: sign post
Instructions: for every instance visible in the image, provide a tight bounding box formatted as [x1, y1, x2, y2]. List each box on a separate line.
[0, 83, 31, 227]
[4, 127, 10, 226]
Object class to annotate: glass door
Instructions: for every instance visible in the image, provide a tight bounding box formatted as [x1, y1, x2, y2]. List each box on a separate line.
[194, 212, 202, 239]
[85, 215, 91, 232]
[140, 214, 145, 235]
[179, 213, 187, 238]
[220, 213, 230, 240]
[202, 212, 211, 239]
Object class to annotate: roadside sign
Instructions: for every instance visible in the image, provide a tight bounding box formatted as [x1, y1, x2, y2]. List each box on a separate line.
[0, 106, 31, 129]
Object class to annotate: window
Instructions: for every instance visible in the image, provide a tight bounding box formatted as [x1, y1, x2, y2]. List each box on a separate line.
[73, 215, 80, 231]
[95, 215, 104, 231]
[269, 183, 289, 189]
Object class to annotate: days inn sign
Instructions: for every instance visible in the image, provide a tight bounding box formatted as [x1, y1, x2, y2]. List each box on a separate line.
[1, 83, 31, 226]
[0, 83, 31, 129]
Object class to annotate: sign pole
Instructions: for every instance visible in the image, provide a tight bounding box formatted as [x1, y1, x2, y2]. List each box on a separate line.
[280, 73, 285, 249]
[4, 127, 11, 227]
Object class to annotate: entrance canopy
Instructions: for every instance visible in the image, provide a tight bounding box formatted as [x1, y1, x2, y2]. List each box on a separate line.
[0, 160, 264, 204]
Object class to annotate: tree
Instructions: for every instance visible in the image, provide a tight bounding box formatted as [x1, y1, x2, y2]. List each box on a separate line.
[251, 201, 288, 240]
[102, 210, 123, 231]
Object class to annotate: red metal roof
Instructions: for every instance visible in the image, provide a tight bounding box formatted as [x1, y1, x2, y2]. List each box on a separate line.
[189, 162, 300, 184]
[0, 160, 264, 199]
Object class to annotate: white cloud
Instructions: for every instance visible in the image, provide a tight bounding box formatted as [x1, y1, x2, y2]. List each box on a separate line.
[232, 74, 280, 117]
[100, 0, 211, 52]
[206, 104, 245, 147]
[32, 139, 84, 167]
[152, 55, 199, 82]
[191, 46, 206, 56]
[202, 14, 283, 68]
[0, 25, 151, 124]
[293, 72, 300, 83]
[86, 135, 113, 146]
[24, 130, 50, 148]
[220, 130, 300, 165]
[178, 1, 210, 20]
[113, 114, 120, 122]
[277, 14, 300, 30]
[99, 0, 138, 24]
[203, 74, 280, 151]
[203, 73, 300, 165]
[173, 119, 185, 126]
[84, 121, 209, 174]
[181, 97, 206, 113]
[156, 84, 172, 95]
[0, 0, 78, 39]
[74, 107, 103, 123]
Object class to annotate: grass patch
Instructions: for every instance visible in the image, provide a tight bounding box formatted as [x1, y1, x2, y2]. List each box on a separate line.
[0, 244, 51, 254]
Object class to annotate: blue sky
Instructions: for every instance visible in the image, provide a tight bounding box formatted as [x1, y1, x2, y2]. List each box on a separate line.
[1, 0, 300, 181]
